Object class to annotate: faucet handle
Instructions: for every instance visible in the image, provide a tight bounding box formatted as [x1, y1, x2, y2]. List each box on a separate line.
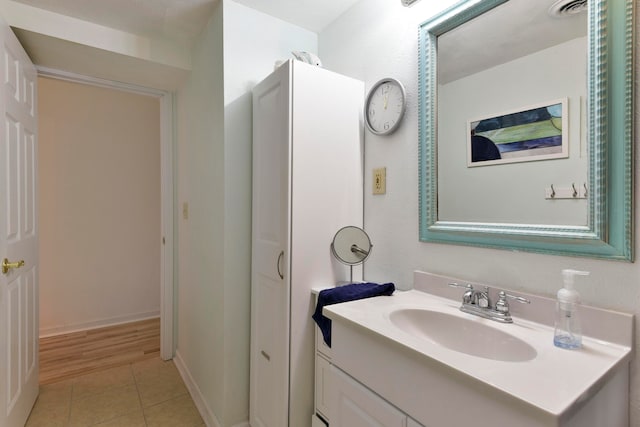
[495, 291, 530, 313]
[500, 291, 530, 304]
[449, 283, 473, 304]
[448, 282, 473, 290]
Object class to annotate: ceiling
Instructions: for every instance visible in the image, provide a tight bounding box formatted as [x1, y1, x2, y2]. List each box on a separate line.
[11, 0, 361, 42]
[233, 0, 361, 33]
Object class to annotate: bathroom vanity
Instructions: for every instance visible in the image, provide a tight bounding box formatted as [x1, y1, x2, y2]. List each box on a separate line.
[319, 271, 633, 427]
[313, 287, 424, 427]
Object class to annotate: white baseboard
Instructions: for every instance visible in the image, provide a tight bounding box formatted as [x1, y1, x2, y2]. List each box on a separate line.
[173, 351, 250, 427]
[39, 310, 160, 338]
[173, 350, 222, 427]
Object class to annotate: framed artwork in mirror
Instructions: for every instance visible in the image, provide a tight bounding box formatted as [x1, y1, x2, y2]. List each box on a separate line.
[467, 98, 568, 167]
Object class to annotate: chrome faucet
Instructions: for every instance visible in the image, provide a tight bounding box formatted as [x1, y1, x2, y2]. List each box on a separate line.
[449, 283, 530, 323]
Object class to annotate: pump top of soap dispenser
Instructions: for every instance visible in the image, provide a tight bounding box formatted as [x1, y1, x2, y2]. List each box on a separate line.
[558, 269, 589, 303]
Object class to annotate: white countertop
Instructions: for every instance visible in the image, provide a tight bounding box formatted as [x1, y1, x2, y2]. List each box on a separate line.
[324, 289, 632, 418]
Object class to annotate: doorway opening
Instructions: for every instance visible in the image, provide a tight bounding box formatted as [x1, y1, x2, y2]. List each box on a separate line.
[36, 68, 174, 367]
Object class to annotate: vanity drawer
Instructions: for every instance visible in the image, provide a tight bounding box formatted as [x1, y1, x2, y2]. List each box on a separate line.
[316, 325, 332, 358]
[315, 353, 332, 421]
[330, 366, 407, 427]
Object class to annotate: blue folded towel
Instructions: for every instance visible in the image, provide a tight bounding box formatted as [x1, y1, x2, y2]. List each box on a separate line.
[312, 282, 395, 347]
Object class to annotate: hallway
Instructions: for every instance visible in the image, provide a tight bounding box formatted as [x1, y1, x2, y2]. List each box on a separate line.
[39, 318, 161, 385]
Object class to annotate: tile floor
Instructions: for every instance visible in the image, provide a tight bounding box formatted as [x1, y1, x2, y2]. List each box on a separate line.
[26, 358, 204, 427]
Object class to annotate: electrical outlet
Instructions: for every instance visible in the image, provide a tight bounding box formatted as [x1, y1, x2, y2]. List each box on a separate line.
[183, 202, 189, 220]
[373, 167, 386, 195]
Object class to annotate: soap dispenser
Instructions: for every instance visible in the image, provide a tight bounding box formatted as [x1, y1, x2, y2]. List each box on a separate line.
[553, 269, 589, 349]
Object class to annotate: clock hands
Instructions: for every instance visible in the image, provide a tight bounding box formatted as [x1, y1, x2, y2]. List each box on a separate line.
[381, 85, 390, 110]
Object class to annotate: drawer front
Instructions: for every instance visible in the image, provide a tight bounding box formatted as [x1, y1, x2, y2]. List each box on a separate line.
[330, 365, 407, 427]
[316, 324, 333, 359]
[315, 353, 332, 421]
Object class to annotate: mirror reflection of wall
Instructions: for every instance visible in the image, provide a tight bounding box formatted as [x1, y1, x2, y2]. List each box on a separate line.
[436, 0, 588, 226]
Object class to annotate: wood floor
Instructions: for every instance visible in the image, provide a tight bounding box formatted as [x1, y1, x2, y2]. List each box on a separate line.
[39, 317, 161, 385]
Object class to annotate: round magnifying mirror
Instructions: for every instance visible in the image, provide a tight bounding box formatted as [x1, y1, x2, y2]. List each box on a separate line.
[331, 226, 372, 265]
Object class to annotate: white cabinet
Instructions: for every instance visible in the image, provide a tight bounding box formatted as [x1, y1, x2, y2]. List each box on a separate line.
[250, 60, 363, 427]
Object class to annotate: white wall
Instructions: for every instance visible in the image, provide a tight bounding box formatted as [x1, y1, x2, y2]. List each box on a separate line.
[38, 77, 161, 336]
[319, 0, 640, 422]
[176, 1, 226, 423]
[176, 2, 316, 425]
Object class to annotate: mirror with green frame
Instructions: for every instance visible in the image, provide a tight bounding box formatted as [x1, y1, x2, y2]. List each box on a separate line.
[418, 0, 634, 260]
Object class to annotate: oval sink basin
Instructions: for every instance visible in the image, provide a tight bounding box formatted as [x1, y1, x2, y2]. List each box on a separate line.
[389, 309, 537, 362]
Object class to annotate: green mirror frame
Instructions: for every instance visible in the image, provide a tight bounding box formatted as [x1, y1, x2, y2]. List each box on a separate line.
[418, 0, 634, 260]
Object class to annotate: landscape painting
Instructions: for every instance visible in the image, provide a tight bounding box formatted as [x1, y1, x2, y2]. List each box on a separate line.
[467, 99, 568, 167]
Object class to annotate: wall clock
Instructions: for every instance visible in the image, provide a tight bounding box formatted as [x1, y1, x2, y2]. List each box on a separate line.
[364, 77, 407, 135]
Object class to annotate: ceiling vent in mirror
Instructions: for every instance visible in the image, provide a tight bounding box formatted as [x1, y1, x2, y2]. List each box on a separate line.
[401, 0, 420, 6]
[548, 0, 587, 17]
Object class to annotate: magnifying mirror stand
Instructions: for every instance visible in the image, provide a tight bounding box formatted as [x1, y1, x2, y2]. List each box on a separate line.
[331, 226, 373, 284]
[348, 244, 369, 281]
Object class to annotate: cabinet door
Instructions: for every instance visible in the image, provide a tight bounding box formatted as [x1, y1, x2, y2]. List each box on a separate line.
[331, 366, 407, 427]
[250, 64, 291, 427]
[315, 354, 332, 421]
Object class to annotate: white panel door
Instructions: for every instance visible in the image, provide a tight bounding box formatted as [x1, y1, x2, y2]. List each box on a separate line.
[250, 64, 290, 427]
[0, 17, 39, 427]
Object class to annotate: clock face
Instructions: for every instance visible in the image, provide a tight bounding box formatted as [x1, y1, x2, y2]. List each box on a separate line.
[365, 78, 406, 135]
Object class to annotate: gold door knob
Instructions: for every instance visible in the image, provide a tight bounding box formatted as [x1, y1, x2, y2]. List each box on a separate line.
[2, 258, 25, 274]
